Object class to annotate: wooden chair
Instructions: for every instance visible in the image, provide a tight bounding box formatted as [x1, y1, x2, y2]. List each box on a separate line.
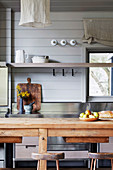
[32, 152, 65, 170]
[88, 152, 113, 170]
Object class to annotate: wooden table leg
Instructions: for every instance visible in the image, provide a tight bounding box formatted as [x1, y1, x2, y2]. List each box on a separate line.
[90, 159, 94, 170]
[111, 159, 113, 170]
[39, 129, 47, 170]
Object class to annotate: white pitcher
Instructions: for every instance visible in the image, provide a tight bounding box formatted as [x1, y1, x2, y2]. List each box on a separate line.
[15, 50, 25, 63]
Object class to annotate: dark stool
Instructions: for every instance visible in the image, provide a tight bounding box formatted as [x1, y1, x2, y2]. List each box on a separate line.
[88, 152, 113, 170]
[32, 152, 65, 170]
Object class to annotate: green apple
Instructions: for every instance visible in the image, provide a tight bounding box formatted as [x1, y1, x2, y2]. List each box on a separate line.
[80, 113, 85, 118]
[83, 114, 88, 118]
[93, 112, 99, 118]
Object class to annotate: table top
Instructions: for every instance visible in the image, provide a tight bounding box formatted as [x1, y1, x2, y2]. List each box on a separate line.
[0, 118, 113, 129]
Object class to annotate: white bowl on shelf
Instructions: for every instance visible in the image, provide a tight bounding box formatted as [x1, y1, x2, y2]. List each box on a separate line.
[32, 56, 49, 63]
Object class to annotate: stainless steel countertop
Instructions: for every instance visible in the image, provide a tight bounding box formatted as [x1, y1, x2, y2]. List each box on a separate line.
[6, 113, 79, 118]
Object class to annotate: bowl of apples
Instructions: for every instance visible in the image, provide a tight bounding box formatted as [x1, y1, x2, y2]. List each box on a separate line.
[79, 110, 99, 121]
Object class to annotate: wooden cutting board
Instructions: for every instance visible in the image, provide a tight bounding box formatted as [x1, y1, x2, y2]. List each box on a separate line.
[17, 78, 41, 112]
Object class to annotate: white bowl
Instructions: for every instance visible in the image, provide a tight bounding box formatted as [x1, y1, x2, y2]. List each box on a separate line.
[32, 56, 49, 63]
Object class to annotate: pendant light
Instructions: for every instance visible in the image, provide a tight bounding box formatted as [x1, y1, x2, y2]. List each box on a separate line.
[19, 0, 51, 28]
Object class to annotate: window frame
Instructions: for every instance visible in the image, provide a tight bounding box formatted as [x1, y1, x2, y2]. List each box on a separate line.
[84, 47, 113, 102]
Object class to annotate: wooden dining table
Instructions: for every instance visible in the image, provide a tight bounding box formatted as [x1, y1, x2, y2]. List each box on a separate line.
[0, 117, 113, 170]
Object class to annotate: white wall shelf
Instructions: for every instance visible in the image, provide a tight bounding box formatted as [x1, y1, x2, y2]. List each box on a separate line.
[7, 63, 113, 68]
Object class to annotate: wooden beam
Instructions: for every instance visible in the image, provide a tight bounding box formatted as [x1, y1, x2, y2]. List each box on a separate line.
[64, 137, 109, 143]
[39, 129, 47, 170]
[48, 129, 113, 137]
[0, 137, 22, 143]
[0, 129, 39, 137]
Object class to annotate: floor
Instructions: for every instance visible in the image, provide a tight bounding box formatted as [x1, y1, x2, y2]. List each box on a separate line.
[0, 168, 111, 170]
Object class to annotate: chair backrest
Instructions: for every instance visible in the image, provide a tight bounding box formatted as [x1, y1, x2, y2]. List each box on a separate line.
[88, 152, 113, 159]
[32, 152, 65, 160]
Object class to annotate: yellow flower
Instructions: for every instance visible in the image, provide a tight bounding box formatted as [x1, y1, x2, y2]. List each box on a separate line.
[16, 85, 21, 91]
[26, 93, 30, 97]
[22, 92, 26, 97]
[16, 85, 30, 98]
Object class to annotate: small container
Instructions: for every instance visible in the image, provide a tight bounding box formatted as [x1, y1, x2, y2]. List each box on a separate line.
[24, 105, 33, 114]
[25, 54, 32, 63]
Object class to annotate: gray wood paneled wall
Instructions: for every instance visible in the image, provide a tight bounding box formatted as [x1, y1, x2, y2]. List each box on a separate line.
[1, 9, 113, 104]
[0, 8, 11, 63]
[11, 12, 86, 103]
[2, 0, 113, 12]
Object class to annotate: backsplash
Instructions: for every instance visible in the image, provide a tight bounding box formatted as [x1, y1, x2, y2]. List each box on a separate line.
[12, 102, 113, 114]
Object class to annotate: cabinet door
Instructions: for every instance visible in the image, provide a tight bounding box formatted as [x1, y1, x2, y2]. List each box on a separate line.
[0, 68, 8, 106]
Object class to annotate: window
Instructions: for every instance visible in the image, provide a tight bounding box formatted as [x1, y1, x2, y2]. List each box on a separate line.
[89, 53, 113, 96]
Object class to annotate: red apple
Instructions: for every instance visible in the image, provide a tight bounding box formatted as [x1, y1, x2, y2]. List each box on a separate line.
[85, 110, 91, 115]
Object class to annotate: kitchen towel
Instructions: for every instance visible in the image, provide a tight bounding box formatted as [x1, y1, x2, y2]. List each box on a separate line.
[82, 18, 113, 47]
[19, 0, 51, 28]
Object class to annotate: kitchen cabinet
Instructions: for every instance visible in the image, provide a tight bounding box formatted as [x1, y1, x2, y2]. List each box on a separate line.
[0, 68, 8, 106]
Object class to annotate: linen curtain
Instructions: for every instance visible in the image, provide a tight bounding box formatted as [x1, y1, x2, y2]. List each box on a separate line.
[83, 19, 113, 46]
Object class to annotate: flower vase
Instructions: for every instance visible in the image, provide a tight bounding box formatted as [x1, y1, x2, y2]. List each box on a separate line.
[19, 97, 23, 114]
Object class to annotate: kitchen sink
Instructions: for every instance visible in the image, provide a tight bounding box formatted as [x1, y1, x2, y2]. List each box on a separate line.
[5, 113, 79, 118]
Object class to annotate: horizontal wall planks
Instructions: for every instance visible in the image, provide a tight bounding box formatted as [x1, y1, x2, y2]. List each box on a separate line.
[11, 11, 113, 102]
[51, 1, 113, 7]
[0, 30, 12, 38]
[0, 9, 11, 62]
[0, 9, 11, 20]
[12, 81, 81, 91]
[11, 71, 82, 102]
[12, 38, 82, 47]
[12, 90, 82, 102]
[16, 57, 82, 64]
[14, 12, 113, 21]
[11, 67, 82, 73]
[51, 6, 113, 12]
[11, 55, 82, 63]
[0, 20, 11, 29]
[12, 47, 82, 56]
[11, 71, 82, 79]
[2, 0, 113, 12]
[13, 30, 84, 39]
[0, 47, 11, 56]
[13, 21, 84, 30]
[0, 38, 11, 47]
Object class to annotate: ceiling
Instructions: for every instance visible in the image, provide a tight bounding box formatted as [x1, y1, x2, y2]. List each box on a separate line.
[0, 0, 113, 12]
